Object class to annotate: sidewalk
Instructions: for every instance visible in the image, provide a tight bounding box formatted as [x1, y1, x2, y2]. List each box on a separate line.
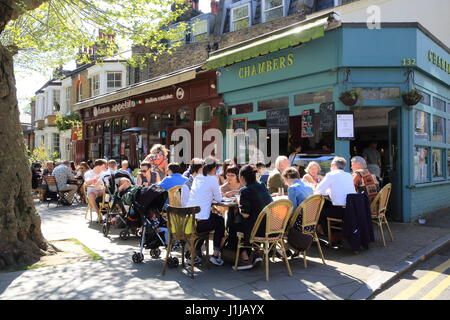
[0, 202, 449, 300]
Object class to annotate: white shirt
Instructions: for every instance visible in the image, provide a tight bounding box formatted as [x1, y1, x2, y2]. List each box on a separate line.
[314, 169, 356, 206]
[186, 175, 223, 220]
[84, 169, 104, 193]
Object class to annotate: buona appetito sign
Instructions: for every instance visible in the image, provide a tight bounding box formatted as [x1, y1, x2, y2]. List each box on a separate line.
[238, 53, 294, 79]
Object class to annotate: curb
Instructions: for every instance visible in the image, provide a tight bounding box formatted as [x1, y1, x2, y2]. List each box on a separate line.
[353, 233, 450, 300]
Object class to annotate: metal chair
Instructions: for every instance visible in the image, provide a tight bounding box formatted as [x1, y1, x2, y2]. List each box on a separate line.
[162, 205, 211, 279]
[288, 194, 326, 268]
[233, 199, 293, 281]
[370, 183, 394, 246]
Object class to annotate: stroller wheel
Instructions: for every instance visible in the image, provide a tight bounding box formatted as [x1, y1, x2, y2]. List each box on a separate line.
[120, 230, 130, 240]
[132, 252, 144, 263]
[102, 224, 109, 237]
[150, 248, 161, 259]
[167, 257, 179, 269]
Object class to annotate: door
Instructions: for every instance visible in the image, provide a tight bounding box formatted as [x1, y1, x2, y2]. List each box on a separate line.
[387, 108, 402, 221]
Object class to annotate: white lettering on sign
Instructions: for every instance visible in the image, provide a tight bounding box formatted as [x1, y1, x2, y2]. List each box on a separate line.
[145, 94, 174, 104]
[176, 88, 185, 100]
[93, 99, 136, 116]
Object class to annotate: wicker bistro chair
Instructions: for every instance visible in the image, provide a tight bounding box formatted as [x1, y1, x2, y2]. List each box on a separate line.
[162, 205, 211, 279]
[233, 199, 293, 281]
[370, 183, 394, 247]
[42, 175, 69, 207]
[287, 195, 326, 268]
[83, 183, 107, 223]
[168, 185, 182, 207]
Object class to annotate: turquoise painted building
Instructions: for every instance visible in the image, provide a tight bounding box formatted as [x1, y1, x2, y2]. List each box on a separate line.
[208, 18, 450, 223]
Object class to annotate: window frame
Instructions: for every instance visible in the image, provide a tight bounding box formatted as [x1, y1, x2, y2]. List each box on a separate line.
[230, 2, 252, 32]
[106, 72, 123, 92]
[52, 89, 61, 113]
[191, 17, 209, 43]
[261, 0, 286, 23]
[91, 74, 100, 97]
[65, 87, 71, 112]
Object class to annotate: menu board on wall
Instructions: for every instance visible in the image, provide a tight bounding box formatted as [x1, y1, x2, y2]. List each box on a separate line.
[267, 108, 289, 133]
[336, 111, 355, 140]
[301, 109, 315, 138]
[319, 102, 335, 132]
[231, 118, 247, 133]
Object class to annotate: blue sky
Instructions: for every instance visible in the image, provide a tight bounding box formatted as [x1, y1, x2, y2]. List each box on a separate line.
[17, 0, 212, 115]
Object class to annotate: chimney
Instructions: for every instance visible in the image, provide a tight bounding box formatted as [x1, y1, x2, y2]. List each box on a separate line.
[211, 0, 219, 14]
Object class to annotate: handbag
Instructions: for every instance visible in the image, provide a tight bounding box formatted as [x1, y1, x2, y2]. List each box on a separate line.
[287, 228, 313, 252]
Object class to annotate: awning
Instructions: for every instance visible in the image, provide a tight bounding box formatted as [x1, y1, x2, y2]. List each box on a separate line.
[206, 15, 337, 70]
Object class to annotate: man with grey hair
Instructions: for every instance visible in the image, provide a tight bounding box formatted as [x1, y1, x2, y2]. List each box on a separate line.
[50, 160, 78, 205]
[351, 156, 380, 202]
[267, 155, 289, 194]
[315, 157, 356, 233]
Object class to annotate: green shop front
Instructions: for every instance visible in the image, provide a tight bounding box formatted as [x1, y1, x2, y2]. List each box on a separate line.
[207, 16, 450, 223]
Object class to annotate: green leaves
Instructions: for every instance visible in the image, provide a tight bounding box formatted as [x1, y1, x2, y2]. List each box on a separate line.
[2, 0, 191, 70]
[55, 112, 81, 131]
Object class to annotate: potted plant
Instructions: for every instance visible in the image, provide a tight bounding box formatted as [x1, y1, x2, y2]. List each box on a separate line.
[402, 88, 423, 106]
[212, 103, 228, 132]
[339, 89, 360, 106]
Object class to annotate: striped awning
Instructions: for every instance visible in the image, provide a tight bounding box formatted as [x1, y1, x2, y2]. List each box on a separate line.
[206, 16, 333, 70]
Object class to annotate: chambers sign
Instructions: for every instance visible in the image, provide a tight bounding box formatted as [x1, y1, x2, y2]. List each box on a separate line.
[238, 53, 294, 79]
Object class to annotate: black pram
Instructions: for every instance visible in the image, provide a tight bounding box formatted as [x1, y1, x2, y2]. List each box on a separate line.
[129, 184, 169, 263]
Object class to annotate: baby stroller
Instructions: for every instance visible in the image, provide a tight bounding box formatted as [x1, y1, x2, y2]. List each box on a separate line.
[101, 171, 138, 238]
[131, 184, 178, 267]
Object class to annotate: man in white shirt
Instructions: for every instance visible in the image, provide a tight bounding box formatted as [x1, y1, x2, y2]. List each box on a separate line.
[314, 157, 356, 233]
[181, 158, 203, 207]
[84, 159, 108, 222]
[186, 158, 225, 266]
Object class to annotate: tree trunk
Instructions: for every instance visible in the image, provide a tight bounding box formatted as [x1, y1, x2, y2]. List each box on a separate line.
[0, 43, 50, 271]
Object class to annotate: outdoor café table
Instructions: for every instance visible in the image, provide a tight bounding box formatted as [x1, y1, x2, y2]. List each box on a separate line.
[212, 198, 238, 229]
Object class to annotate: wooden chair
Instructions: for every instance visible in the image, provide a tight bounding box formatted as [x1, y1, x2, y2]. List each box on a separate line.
[162, 206, 211, 279]
[233, 199, 293, 281]
[42, 175, 68, 207]
[287, 195, 326, 268]
[370, 183, 393, 247]
[167, 185, 182, 207]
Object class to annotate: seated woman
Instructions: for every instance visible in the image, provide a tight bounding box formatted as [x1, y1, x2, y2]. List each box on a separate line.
[137, 161, 160, 186]
[220, 166, 241, 198]
[218, 159, 234, 185]
[282, 167, 313, 256]
[229, 165, 273, 270]
[302, 161, 324, 188]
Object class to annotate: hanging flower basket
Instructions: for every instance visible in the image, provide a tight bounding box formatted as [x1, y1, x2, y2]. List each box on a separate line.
[339, 89, 360, 106]
[402, 89, 423, 106]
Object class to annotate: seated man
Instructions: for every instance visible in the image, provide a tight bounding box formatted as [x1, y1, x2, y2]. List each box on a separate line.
[186, 158, 225, 266]
[181, 158, 203, 207]
[314, 157, 356, 234]
[159, 162, 188, 191]
[255, 162, 270, 186]
[50, 160, 78, 205]
[267, 156, 289, 194]
[351, 156, 380, 203]
[84, 159, 108, 221]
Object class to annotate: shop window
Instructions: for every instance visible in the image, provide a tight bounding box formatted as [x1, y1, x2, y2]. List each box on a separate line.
[107, 72, 122, 92]
[196, 103, 212, 123]
[262, 0, 285, 23]
[258, 97, 288, 111]
[419, 91, 431, 105]
[177, 106, 191, 126]
[294, 89, 333, 106]
[354, 87, 400, 100]
[191, 18, 208, 42]
[414, 110, 430, 141]
[95, 123, 102, 136]
[414, 146, 429, 182]
[432, 149, 443, 178]
[230, 2, 251, 32]
[432, 96, 446, 112]
[103, 120, 111, 159]
[162, 110, 174, 128]
[228, 103, 253, 116]
[137, 115, 149, 158]
[149, 113, 161, 146]
[121, 134, 130, 160]
[87, 124, 95, 138]
[103, 120, 111, 133]
[112, 135, 120, 160]
[432, 115, 445, 143]
[122, 116, 130, 130]
[112, 118, 121, 134]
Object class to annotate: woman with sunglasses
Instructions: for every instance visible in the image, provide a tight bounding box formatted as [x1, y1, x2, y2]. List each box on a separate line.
[137, 162, 160, 186]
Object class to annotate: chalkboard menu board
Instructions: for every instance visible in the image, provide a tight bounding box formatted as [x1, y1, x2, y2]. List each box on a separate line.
[301, 109, 315, 138]
[267, 108, 289, 133]
[231, 117, 247, 133]
[319, 102, 335, 132]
